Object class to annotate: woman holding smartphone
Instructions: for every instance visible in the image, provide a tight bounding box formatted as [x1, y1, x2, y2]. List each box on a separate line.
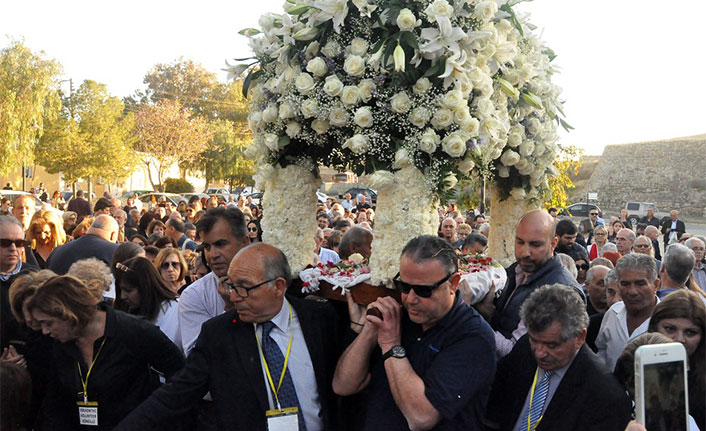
[648, 290, 705, 430]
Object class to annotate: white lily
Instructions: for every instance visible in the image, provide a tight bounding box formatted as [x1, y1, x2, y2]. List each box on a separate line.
[313, 0, 349, 33]
[352, 0, 377, 18]
[420, 17, 467, 58]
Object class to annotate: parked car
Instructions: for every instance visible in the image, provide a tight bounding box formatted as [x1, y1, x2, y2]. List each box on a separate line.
[138, 193, 187, 208]
[245, 192, 263, 205]
[181, 193, 210, 204]
[316, 191, 328, 205]
[624, 202, 670, 227]
[232, 186, 259, 196]
[206, 187, 230, 195]
[558, 203, 603, 218]
[0, 191, 44, 210]
[340, 187, 377, 204]
[61, 191, 96, 202]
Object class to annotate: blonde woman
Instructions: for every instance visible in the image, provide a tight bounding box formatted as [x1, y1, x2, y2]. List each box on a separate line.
[154, 248, 188, 294]
[588, 225, 608, 261]
[26, 210, 66, 269]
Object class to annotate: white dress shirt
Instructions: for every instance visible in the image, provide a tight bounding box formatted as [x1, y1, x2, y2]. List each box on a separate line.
[595, 300, 657, 371]
[178, 272, 225, 355]
[318, 247, 340, 265]
[155, 299, 181, 350]
[254, 299, 323, 431]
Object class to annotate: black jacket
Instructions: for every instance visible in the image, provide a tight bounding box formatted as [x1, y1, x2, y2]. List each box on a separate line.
[46, 234, 118, 275]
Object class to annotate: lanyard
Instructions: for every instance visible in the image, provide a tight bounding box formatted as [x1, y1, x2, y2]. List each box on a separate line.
[527, 367, 548, 431]
[255, 304, 293, 411]
[77, 337, 107, 403]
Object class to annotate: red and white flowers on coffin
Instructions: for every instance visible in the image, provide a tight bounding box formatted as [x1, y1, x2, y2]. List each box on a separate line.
[299, 253, 371, 294]
[456, 253, 507, 305]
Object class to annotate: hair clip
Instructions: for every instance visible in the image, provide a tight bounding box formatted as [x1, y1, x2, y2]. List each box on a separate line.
[115, 262, 132, 272]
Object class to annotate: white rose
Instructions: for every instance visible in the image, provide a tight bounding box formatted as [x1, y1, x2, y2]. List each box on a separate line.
[442, 133, 466, 158]
[455, 74, 473, 95]
[264, 133, 280, 151]
[348, 253, 365, 264]
[247, 112, 262, 132]
[500, 150, 520, 166]
[340, 85, 361, 107]
[419, 129, 440, 154]
[462, 117, 480, 136]
[458, 156, 476, 174]
[413, 77, 432, 94]
[258, 13, 276, 31]
[530, 175, 543, 187]
[476, 98, 495, 115]
[409, 107, 431, 128]
[390, 91, 412, 113]
[305, 41, 320, 58]
[262, 104, 279, 123]
[497, 166, 510, 178]
[323, 75, 344, 96]
[431, 108, 454, 129]
[343, 55, 366, 77]
[279, 101, 296, 119]
[425, 0, 453, 20]
[329, 107, 349, 127]
[391, 148, 411, 169]
[396, 8, 419, 31]
[285, 121, 301, 138]
[453, 106, 471, 127]
[441, 90, 465, 110]
[349, 38, 369, 56]
[306, 57, 328, 77]
[533, 143, 546, 157]
[358, 79, 376, 102]
[343, 134, 369, 154]
[510, 187, 527, 201]
[354, 107, 374, 128]
[321, 40, 341, 57]
[519, 140, 535, 157]
[496, 19, 514, 34]
[526, 118, 541, 135]
[295, 73, 316, 94]
[443, 173, 458, 190]
[311, 118, 330, 134]
[367, 170, 396, 189]
[515, 158, 529, 170]
[474, 1, 498, 22]
[301, 99, 319, 118]
[507, 131, 523, 148]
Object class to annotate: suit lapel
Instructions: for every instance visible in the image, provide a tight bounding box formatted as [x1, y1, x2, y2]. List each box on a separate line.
[231, 316, 270, 412]
[538, 346, 588, 429]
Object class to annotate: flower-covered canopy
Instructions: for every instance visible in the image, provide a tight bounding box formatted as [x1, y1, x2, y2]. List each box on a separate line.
[235, 0, 568, 200]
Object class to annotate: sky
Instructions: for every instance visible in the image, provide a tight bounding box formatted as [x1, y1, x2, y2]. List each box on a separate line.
[3, 0, 705, 155]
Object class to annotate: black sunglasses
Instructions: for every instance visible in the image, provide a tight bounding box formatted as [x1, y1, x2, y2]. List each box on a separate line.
[0, 238, 26, 248]
[576, 263, 589, 271]
[160, 261, 181, 270]
[392, 272, 452, 298]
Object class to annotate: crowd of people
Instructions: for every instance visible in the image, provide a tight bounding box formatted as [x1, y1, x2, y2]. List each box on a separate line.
[0, 189, 704, 431]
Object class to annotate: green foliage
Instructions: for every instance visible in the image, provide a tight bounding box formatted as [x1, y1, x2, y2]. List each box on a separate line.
[0, 39, 62, 174]
[164, 178, 194, 193]
[544, 144, 583, 210]
[35, 80, 136, 184]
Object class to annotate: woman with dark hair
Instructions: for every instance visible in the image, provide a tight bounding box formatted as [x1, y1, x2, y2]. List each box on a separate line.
[648, 289, 705, 430]
[114, 257, 181, 347]
[129, 234, 149, 248]
[153, 235, 177, 249]
[247, 219, 262, 243]
[608, 220, 625, 243]
[147, 219, 166, 237]
[26, 275, 184, 429]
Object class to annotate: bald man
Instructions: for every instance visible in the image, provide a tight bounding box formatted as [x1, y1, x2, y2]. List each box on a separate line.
[46, 214, 119, 274]
[489, 210, 581, 352]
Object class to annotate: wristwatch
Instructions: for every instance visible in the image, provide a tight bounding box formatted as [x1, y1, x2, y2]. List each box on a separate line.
[382, 345, 406, 361]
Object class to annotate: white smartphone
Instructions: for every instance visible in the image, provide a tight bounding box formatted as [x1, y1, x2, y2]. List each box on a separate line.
[635, 342, 690, 431]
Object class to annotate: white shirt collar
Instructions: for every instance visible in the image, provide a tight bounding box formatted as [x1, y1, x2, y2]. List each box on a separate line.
[255, 298, 290, 334]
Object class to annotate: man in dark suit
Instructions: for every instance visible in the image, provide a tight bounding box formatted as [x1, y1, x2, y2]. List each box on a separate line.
[485, 284, 631, 431]
[660, 210, 686, 252]
[66, 189, 92, 223]
[46, 214, 119, 274]
[115, 243, 344, 431]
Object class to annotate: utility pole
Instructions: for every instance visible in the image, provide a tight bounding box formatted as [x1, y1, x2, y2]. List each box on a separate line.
[59, 78, 77, 197]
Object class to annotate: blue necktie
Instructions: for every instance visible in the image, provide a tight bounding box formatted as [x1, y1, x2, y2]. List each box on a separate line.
[520, 369, 554, 431]
[261, 321, 307, 431]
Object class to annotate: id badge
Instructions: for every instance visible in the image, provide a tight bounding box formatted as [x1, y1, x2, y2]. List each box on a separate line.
[266, 407, 299, 431]
[77, 401, 99, 426]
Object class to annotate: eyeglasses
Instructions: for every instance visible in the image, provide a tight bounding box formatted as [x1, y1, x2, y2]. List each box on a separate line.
[634, 244, 651, 249]
[160, 261, 181, 270]
[222, 278, 275, 298]
[594, 233, 606, 237]
[248, 227, 258, 232]
[691, 247, 706, 252]
[575, 263, 589, 271]
[589, 213, 598, 216]
[0, 238, 26, 248]
[616, 237, 630, 242]
[392, 272, 452, 298]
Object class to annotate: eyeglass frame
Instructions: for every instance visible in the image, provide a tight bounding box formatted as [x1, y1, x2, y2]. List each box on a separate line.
[392, 272, 453, 298]
[160, 261, 181, 270]
[222, 278, 276, 298]
[0, 238, 26, 248]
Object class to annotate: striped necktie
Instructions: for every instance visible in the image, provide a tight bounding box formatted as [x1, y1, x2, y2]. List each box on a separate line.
[521, 369, 554, 431]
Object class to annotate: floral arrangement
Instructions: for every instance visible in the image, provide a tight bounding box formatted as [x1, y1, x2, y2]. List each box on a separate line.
[456, 252, 507, 304]
[299, 253, 371, 293]
[458, 252, 503, 273]
[234, 0, 567, 281]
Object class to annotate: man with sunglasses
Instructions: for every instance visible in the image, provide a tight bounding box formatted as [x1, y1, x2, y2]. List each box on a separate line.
[333, 235, 496, 431]
[1, 215, 38, 350]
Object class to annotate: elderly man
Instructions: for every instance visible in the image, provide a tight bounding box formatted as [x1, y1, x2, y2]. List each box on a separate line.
[633, 234, 662, 271]
[615, 228, 635, 256]
[179, 207, 250, 355]
[1, 216, 39, 350]
[657, 243, 696, 299]
[111, 209, 128, 242]
[338, 226, 373, 260]
[644, 225, 662, 260]
[578, 208, 600, 242]
[478, 222, 490, 238]
[661, 210, 686, 251]
[11, 194, 35, 232]
[46, 214, 119, 275]
[462, 232, 488, 255]
[116, 243, 345, 430]
[333, 235, 495, 431]
[165, 218, 197, 251]
[585, 265, 610, 316]
[485, 284, 631, 431]
[490, 210, 580, 341]
[638, 207, 660, 229]
[596, 254, 659, 371]
[685, 237, 706, 290]
[315, 227, 340, 264]
[440, 217, 462, 248]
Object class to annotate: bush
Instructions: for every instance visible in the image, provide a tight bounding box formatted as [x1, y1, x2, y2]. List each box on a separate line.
[164, 178, 194, 193]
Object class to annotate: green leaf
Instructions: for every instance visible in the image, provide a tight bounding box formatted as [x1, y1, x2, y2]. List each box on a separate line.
[242, 69, 262, 98]
[499, 4, 524, 37]
[238, 28, 261, 36]
[399, 31, 419, 51]
[423, 57, 446, 78]
[559, 118, 574, 132]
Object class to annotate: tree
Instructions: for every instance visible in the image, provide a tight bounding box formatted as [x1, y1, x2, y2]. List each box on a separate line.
[133, 99, 212, 191]
[0, 39, 61, 175]
[36, 80, 136, 186]
[544, 144, 584, 210]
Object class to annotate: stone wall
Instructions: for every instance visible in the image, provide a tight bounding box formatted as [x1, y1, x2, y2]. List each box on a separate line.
[583, 134, 706, 217]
